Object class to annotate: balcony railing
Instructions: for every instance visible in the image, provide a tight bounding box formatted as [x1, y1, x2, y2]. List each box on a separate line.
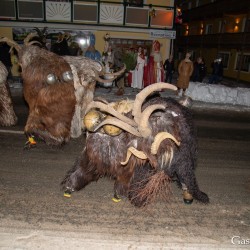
[175, 32, 250, 50]
[0, 0, 175, 30]
[182, 0, 249, 22]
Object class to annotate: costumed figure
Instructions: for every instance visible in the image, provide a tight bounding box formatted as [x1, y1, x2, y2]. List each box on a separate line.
[102, 34, 115, 87]
[147, 40, 164, 86]
[0, 60, 18, 126]
[62, 83, 209, 207]
[84, 34, 101, 61]
[132, 47, 146, 90]
[177, 52, 194, 97]
[0, 34, 125, 147]
[51, 32, 71, 56]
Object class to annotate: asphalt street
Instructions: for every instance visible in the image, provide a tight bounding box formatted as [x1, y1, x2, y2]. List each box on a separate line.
[0, 86, 250, 249]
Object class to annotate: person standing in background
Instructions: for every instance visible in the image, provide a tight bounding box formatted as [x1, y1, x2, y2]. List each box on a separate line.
[132, 47, 145, 90]
[85, 34, 101, 61]
[147, 40, 164, 86]
[176, 52, 194, 96]
[163, 55, 175, 83]
[209, 57, 223, 84]
[192, 57, 207, 82]
[198, 57, 207, 82]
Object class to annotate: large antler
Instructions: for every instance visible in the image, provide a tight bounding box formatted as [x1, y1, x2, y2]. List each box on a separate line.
[95, 64, 126, 84]
[23, 32, 40, 46]
[85, 101, 136, 127]
[132, 82, 177, 124]
[87, 82, 177, 138]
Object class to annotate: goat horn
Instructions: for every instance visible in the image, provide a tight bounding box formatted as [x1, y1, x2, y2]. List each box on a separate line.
[121, 147, 148, 165]
[93, 70, 116, 84]
[138, 104, 166, 138]
[132, 83, 177, 124]
[104, 64, 126, 76]
[23, 32, 38, 46]
[151, 131, 180, 155]
[0, 37, 21, 52]
[94, 118, 142, 137]
[94, 64, 126, 83]
[28, 40, 42, 46]
[85, 102, 136, 127]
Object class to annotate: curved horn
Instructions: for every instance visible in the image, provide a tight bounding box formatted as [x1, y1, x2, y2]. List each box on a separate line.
[23, 32, 38, 46]
[0, 37, 21, 52]
[132, 83, 177, 124]
[121, 147, 148, 165]
[28, 40, 42, 46]
[93, 69, 116, 84]
[138, 104, 166, 138]
[104, 64, 126, 77]
[85, 102, 136, 127]
[94, 118, 141, 137]
[94, 64, 126, 83]
[151, 132, 180, 155]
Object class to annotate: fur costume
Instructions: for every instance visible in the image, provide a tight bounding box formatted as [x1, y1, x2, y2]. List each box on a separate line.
[0, 34, 125, 146]
[0, 61, 17, 126]
[62, 83, 209, 207]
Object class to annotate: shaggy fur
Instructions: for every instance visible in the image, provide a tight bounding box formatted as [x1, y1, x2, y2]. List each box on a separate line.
[0, 61, 17, 126]
[18, 44, 102, 145]
[1, 35, 125, 146]
[62, 96, 209, 207]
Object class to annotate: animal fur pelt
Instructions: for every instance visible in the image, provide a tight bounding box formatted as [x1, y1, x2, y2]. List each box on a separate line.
[62, 83, 209, 207]
[0, 34, 125, 146]
[0, 61, 17, 126]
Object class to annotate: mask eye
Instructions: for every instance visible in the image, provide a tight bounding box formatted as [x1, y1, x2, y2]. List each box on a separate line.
[46, 74, 57, 84]
[62, 71, 73, 82]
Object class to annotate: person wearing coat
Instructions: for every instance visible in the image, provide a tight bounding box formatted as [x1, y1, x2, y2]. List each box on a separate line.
[177, 52, 194, 96]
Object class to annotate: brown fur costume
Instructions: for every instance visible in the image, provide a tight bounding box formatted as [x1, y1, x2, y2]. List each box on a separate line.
[0, 61, 17, 126]
[0, 34, 125, 146]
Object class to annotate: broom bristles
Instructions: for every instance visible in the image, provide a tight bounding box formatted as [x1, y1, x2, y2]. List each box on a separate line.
[130, 170, 172, 206]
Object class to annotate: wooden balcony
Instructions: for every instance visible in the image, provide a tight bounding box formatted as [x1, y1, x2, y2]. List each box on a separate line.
[182, 0, 250, 22]
[175, 32, 250, 50]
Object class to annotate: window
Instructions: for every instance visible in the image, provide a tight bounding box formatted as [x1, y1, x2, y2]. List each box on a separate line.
[235, 54, 250, 72]
[126, 0, 143, 7]
[206, 24, 213, 34]
[218, 52, 230, 69]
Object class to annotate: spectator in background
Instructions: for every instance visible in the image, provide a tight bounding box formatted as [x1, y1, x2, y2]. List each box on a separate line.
[85, 34, 101, 61]
[132, 47, 146, 90]
[147, 40, 164, 86]
[176, 52, 194, 96]
[209, 57, 223, 84]
[163, 55, 175, 83]
[198, 57, 207, 82]
[192, 57, 207, 82]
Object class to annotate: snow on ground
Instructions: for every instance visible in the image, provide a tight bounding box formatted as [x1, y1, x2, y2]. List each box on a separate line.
[186, 82, 250, 107]
[9, 78, 250, 108]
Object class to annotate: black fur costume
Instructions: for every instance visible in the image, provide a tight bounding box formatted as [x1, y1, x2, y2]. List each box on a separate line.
[62, 94, 209, 207]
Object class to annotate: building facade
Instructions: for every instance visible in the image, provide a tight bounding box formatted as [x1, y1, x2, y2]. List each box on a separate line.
[0, 0, 176, 65]
[175, 0, 250, 84]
